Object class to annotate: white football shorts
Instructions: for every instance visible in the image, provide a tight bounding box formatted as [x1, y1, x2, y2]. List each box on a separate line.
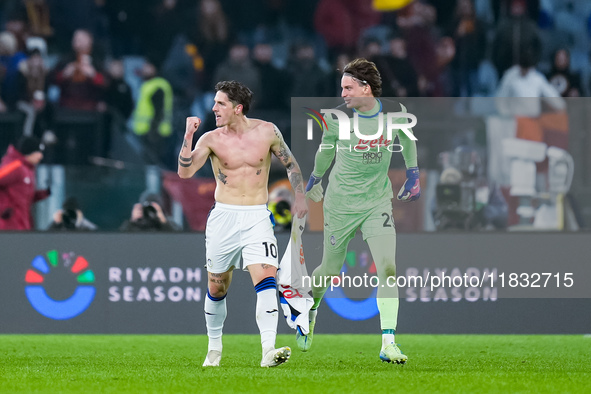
[205, 202, 278, 274]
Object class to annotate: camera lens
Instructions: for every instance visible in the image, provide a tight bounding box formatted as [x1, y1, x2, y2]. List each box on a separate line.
[62, 209, 77, 229]
[142, 203, 158, 221]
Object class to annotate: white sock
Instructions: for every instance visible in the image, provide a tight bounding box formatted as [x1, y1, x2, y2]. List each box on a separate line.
[204, 292, 227, 352]
[254, 277, 278, 355]
[309, 308, 318, 323]
[381, 329, 395, 350]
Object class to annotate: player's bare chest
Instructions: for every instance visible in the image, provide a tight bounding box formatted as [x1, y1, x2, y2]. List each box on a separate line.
[211, 136, 271, 169]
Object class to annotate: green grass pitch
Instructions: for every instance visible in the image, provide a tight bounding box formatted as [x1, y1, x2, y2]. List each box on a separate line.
[1, 334, 590, 393]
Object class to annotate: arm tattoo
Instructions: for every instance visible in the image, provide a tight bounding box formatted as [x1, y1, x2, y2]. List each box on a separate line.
[179, 155, 192, 167]
[217, 169, 228, 185]
[288, 171, 305, 194]
[182, 139, 189, 149]
[273, 124, 304, 193]
[273, 124, 293, 166]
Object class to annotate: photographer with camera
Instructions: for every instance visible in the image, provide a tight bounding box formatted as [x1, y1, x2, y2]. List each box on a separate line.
[48, 197, 97, 231]
[120, 192, 180, 232]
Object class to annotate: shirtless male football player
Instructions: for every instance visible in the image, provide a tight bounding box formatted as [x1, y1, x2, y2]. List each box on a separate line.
[177, 80, 308, 367]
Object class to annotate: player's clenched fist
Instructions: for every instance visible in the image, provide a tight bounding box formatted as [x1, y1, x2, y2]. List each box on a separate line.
[185, 116, 201, 138]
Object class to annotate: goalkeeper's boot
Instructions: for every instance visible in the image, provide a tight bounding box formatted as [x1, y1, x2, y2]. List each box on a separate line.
[379, 344, 408, 364]
[261, 346, 291, 367]
[296, 309, 317, 352]
[202, 350, 221, 367]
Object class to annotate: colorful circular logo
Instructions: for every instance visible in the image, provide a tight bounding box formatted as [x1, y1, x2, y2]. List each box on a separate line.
[25, 250, 96, 320]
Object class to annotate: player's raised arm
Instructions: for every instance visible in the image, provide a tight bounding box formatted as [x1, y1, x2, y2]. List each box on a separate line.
[270, 124, 308, 218]
[178, 116, 211, 179]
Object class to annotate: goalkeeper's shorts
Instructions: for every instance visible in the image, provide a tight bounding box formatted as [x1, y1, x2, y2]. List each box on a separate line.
[322, 198, 396, 253]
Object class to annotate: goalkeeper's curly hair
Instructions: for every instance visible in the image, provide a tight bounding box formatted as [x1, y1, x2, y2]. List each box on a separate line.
[342, 58, 382, 97]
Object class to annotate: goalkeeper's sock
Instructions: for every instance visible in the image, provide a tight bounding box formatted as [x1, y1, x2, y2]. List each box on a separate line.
[312, 298, 322, 310]
[377, 297, 399, 338]
[311, 248, 348, 308]
[204, 291, 227, 352]
[254, 277, 278, 353]
[382, 329, 395, 350]
[309, 307, 318, 324]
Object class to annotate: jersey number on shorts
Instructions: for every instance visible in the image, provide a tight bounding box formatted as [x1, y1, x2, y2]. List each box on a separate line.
[382, 213, 394, 227]
[262, 241, 278, 258]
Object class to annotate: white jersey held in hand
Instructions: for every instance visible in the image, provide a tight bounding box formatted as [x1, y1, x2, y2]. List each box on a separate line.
[277, 215, 314, 335]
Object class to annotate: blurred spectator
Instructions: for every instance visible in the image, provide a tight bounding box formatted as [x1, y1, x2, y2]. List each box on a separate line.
[161, 34, 205, 136]
[51, 29, 106, 112]
[21, 1, 52, 37]
[447, 0, 486, 97]
[360, 37, 382, 60]
[4, 18, 29, 52]
[495, 46, 565, 117]
[48, 29, 108, 164]
[396, 1, 437, 29]
[492, 0, 541, 77]
[252, 43, 288, 110]
[396, 1, 442, 96]
[213, 43, 261, 95]
[314, 0, 381, 56]
[435, 36, 456, 97]
[46, 0, 108, 56]
[131, 60, 174, 168]
[16, 48, 49, 137]
[326, 52, 351, 97]
[188, 0, 229, 89]
[120, 192, 179, 232]
[144, 0, 185, 68]
[104, 59, 133, 120]
[492, 0, 539, 23]
[0, 30, 27, 110]
[0, 136, 50, 230]
[48, 196, 97, 231]
[103, 59, 133, 157]
[546, 48, 581, 98]
[372, 35, 419, 97]
[286, 43, 326, 98]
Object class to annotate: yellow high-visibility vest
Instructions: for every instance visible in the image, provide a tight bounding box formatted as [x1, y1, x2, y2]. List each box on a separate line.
[133, 77, 173, 137]
[373, 0, 414, 11]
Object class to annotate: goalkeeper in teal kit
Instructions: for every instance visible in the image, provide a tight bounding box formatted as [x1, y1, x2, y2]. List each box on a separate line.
[298, 58, 420, 364]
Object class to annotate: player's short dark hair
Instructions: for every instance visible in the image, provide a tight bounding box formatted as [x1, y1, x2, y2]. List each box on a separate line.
[214, 80, 254, 115]
[342, 58, 382, 97]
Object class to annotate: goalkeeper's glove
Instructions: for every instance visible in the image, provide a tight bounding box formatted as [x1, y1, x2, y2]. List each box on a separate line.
[397, 167, 421, 202]
[305, 174, 324, 202]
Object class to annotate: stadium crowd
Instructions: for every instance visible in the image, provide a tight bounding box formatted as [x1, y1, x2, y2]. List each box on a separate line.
[0, 0, 589, 230]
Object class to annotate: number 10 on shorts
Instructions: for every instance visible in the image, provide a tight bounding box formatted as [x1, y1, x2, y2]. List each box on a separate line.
[262, 242, 278, 258]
